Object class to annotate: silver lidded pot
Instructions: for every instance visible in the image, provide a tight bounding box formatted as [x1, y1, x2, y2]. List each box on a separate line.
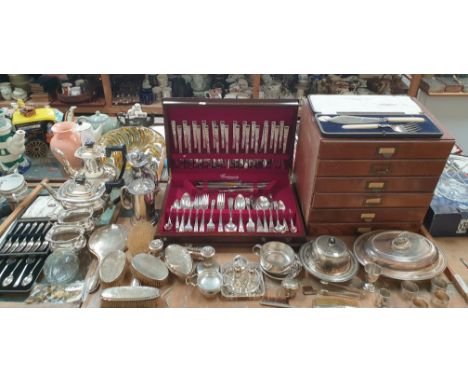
[41, 173, 124, 217]
[311, 236, 351, 274]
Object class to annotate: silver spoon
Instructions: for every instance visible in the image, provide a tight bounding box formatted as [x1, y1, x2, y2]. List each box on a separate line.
[278, 200, 289, 232]
[21, 258, 43, 287]
[288, 209, 297, 233]
[225, 197, 237, 232]
[164, 204, 175, 231]
[273, 202, 285, 233]
[0, 258, 16, 279]
[13, 256, 35, 288]
[234, 194, 246, 233]
[179, 193, 191, 232]
[2, 258, 23, 287]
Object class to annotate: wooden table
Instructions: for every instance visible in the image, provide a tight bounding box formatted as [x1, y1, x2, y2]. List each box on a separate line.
[82, 233, 468, 308]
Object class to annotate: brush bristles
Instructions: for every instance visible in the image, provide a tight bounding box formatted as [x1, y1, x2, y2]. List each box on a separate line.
[130, 266, 168, 288]
[101, 298, 158, 308]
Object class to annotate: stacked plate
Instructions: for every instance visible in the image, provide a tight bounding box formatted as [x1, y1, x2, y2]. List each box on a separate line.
[353, 230, 447, 281]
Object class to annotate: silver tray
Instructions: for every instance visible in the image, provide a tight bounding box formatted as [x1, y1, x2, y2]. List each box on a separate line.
[221, 263, 265, 300]
[299, 242, 359, 283]
[353, 232, 447, 281]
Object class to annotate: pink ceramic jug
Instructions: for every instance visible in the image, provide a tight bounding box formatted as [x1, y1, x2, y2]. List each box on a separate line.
[50, 122, 82, 169]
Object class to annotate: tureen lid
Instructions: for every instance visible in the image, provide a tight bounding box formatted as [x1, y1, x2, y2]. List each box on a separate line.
[0, 173, 25, 192]
[59, 177, 106, 201]
[363, 230, 438, 269]
[312, 236, 349, 259]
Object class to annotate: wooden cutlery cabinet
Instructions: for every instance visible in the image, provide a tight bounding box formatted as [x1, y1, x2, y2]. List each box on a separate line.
[294, 97, 455, 236]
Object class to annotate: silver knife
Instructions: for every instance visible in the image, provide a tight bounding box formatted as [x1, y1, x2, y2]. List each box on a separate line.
[319, 115, 425, 124]
[278, 120, 284, 152]
[245, 123, 250, 154]
[241, 121, 246, 150]
[220, 120, 225, 150]
[282, 125, 290, 154]
[270, 121, 276, 150]
[212, 121, 220, 153]
[171, 120, 178, 152]
[177, 125, 182, 153]
[183, 121, 191, 153]
[191, 121, 198, 150]
[261, 121, 268, 153]
[273, 123, 279, 154]
[253, 122, 259, 154]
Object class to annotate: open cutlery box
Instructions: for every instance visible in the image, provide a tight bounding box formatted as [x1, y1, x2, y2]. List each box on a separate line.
[159, 98, 306, 243]
[0, 218, 53, 293]
[315, 113, 443, 138]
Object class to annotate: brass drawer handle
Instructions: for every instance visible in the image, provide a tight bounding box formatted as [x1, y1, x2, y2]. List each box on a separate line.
[364, 197, 382, 205]
[371, 164, 391, 175]
[378, 147, 396, 158]
[367, 181, 385, 190]
[360, 213, 376, 222]
[357, 227, 372, 234]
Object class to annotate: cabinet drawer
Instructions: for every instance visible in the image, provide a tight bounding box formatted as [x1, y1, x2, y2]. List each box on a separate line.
[317, 159, 446, 177]
[312, 192, 433, 208]
[308, 222, 421, 236]
[309, 208, 427, 223]
[319, 140, 453, 160]
[314, 177, 440, 193]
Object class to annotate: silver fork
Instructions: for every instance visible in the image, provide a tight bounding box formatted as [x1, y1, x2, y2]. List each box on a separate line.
[185, 201, 194, 232]
[193, 196, 200, 233]
[246, 197, 255, 232]
[206, 199, 215, 232]
[199, 194, 209, 232]
[217, 193, 225, 233]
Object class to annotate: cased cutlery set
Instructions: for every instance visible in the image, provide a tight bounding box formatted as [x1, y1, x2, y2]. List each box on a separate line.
[159, 99, 305, 241]
[0, 218, 52, 292]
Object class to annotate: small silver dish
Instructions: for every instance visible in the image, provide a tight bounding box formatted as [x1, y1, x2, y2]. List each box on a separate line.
[186, 268, 223, 298]
[253, 241, 296, 276]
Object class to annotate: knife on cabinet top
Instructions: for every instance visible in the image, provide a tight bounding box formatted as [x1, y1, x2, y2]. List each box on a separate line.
[319, 115, 425, 124]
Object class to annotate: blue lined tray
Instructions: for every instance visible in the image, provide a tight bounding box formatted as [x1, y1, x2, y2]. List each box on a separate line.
[315, 113, 443, 138]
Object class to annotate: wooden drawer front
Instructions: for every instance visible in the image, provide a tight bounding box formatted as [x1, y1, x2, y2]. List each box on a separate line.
[314, 177, 440, 193]
[308, 222, 421, 236]
[312, 193, 433, 208]
[319, 140, 453, 160]
[317, 159, 446, 177]
[309, 208, 427, 223]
